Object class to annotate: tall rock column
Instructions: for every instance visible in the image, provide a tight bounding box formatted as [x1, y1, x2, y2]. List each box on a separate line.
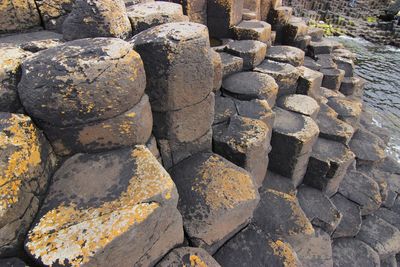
[131, 22, 215, 169]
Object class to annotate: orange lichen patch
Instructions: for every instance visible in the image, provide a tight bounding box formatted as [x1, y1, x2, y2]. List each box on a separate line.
[192, 155, 256, 210]
[0, 0, 41, 31]
[0, 114, 42, 216]
[26, 146, 175, 266]
[189, 254, 208, 267]
[269, 239, 298, 267]
[37, 0, 73, 18]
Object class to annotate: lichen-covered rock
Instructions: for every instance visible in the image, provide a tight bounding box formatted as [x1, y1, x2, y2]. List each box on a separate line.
[0, 113, 56, 256]
[266, 45, 305, 67]
[0, 0, 41, 33]
[276, 94, 320, 119]
[127, 2, 187, 35]
[332, 238, 380, 267]
[0, 258, 28, 267]
[62, 0, 132, 40]
[0, 46, 32, 112]
[170, 153, 259, 253]
[232, 20, 272, 42]
[331, 193, 362, 238]
[207, 0, 244, 37]
[18, 38, 146, 127]
[25, 146, 183, 267]
[156, 247, 220, 267]
[20, 38, 63, 53]
[225, 40, 267, 70]
[35, 0, 75, 32]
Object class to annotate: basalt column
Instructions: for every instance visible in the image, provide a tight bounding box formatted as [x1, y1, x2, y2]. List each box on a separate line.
[131, 22, 215, 169]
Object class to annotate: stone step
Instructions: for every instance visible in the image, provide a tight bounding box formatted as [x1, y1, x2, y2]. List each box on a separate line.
[307, 39, 344, 57]
[242, 9, 258, 20]
[321, 68, 346, 91]
[156, 247, 220, 267]
[233, 20, 272, 43]
[276, 94, 320, 119]
[304, 56, 323, 71]
[331, 193, 362, 238]
[264, 170, 298, 196]
[292, 35, 312, 51]
[266, 45, 305, 67]
[332, 238, 380, 267]
[374, 207, 400, 231]
[332, 48, 357, 62]
[296, 66, 324, 97]
[219, 52, 244, 78]
[225, 40, 268, 70]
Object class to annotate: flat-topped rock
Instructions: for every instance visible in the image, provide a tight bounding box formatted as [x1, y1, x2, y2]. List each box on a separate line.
[0, 0, 41, 33]
[233, 20, 272, 42]
[266, 45, 305, 67]
[156, 247, 220, 267]
[170, 153, 259, 253]
[254, 59, 301, 95]
[225, 40, 267, 70]
[63, 0, 132, 40]
[340, 76, 366, 97]
[296, 66, 323, 96]
[304, 56, 322, 71]
[304, 138, 355, 197]
[292, 34, 311, 51]
[297, 186, 342, 235]
[338, 170, 382, 215]
[331, 193, 362, 238]
[332, 48, 356, 61]
[276, 94, 320, 119]
[308, 27, 324, 42]
[222, 71, 278, 107]
[269, 107, 319, 186]
[214, 224, 301, 267]
[318, 87, 346, 100]
[349, 127, 386, 166]
[219, 52, 244, 78]
[127, 2, 187, 35]
[35, 0, 74, 32]
[25, 146, 183, 267]
[321, 68, 345, 91]
[213, 94, 236, 125]
[0, 113, 56, 256]
[19, 38, 146, 127]
[327, 97, 362, 128]
[213, 115, 270, 187]
[332, 238, 380, 267]
[356, 215, 400, 259]
[359, 166, 393, 208]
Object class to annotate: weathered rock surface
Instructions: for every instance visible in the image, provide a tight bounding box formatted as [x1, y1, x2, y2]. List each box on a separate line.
[233, 20, 272, 42]
[170, 153, 259, 253]
[156, 247, 220, 267]
[207, 0, 244, 37]
[374, 207, 400, 230]
[211, 50, 223, 91]
[25, 146, 183, 267]
[332, 238, 380, 267]
[333, 56, 355, 77]
[0, 0, 41, 33]
[327, 97, 362, 128]
[276, 94, 320, 119]
[316, 54, 338, 69]
[35, 0, 75, 32]
[0, 113, 56, 256]
[266, 45, 305, 67]
[308, 27, 324, 42]
[331, 193, 362, 238]
[308, 39, 342, 56]
[263, 171, 298, 196]
[0, 258, 28, 267]
[296, 66, 323, 96]
[219, 52, 244, 78]
[225, 40, 267, 70]
[62, 0, 132, 40]
[0, 31, 63, 48]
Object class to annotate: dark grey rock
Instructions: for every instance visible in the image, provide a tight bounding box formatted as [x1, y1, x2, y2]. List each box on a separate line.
[156, 247, 220, 267]
[331, 193, 362, 238]
[35, 0, 74, 32]
[332, 238, 380, 267]
[296, 66, 323, 97]
[207, 0, 244, 38]
[321, 68, 345, 91]
[0, 258, 28, 267]
[304, 56, 322, 71]
[327, 97, 363, 128]
[374, 207, 400, 230]
[263, 171, 298, 196]
[219, 52, 244, 78]
[308, 27, 324, 42]
[234, 98, 275, 128]
[350, 127, 387, 166]
[333, 56, 355, 77]
[340, 76, 366, 97]
[282, 17, 308, 45]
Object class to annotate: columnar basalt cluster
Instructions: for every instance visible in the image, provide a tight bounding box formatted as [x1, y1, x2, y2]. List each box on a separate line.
[0, 0, 399, 266]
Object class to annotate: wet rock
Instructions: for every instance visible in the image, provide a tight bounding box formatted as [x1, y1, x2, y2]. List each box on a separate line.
[297, 186, 342, 235]
[269, 107, 319, 186]
[63, 0, 132, 40]
[127, 2, 187, 35]
[19, 38, 145, 127]
[327, 97, 362, 128]
[321, 68, 345, 91]
[374, 207, 400, 230]
[340, 76, 366, 97]
[266, 45, 305, 67]
[296, 66, 323, 97]
[225, 40, 267, 70]
[213, 115, 271, 187]
[232, 20, 272, 42]
[263, 171, 298, 196]
[38, 95, 153, 156]
[35, 0, 74, 32]
[349, 127, 386, 166]
[304, 138, 355, 197]
[170, 153, 259, 253]
[333, 56, 355, 77]
[331, 193, 362, 238]
[0, 46, 32, 112]
[207, 0, 244, 38]
[282, 17, 308, 45]
[219, 52, 244, 78]
[211, 50, 223, 91]
[25, 146, 183, 267]
[214, 224, 301, 267]
[356, 215, 400, 259]
[308, 27, 324, 42]
[254, 59, 301, 96]
[332, 238, 380, 267]
[276, 94, 320, 119]
[0, 0, 41, 33]
[0, 258, 28, 267]
[156, 247, 220, 267]
[222, 71, 278, 107]
[0, 113, 57, 256]
[338, 170, 382, 215]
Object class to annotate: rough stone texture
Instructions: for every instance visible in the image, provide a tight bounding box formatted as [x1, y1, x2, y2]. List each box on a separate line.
[327, 97, 362, 128]
[156, 247, 220, 267]
[0, 258, 28, 267]
[374, 207, 400, 231]
[35, 0, 75, 32]
[170, 153, 259, 253]
[234, 98, 275, 128]
[321, 68, 345, 91]
[221, 71, 278, 107]
[213, 94, 237, 125]
[269, 107, 319, 186]
[254, 59, 301, 96]
[214, 224, 302, 267]
[219, 52, 244, 78]
[0, 0, 41, 33]
[0, 47, 32, 112]
[304, 138, 355, 197]
[213, 115, 271, 187]
[20, 39, 63, 53]
[356, 215, 400, 259]
[316, 54, 338, 69]
[266, 45, 305, 67]
[338, 170, 382, 215]
[19, 38, 146, 127]
[62, 0, 132, 40]
[207, 0, 244, 37]
[332, 238, 380, 267]
[297, 186, 342, 235]
[225, 40, 267, 70]
[0, 31, 63, 48]
[304, 56, 322, 71]
[276, 94, 320, 119]
[0, 113, 57, 256]
[211, 50, 223, 91]
[263, 171, 298, 196]
[127, 2, 187, 35]
[331, 193, 362, 238]
[232, 20, 272, 43]
[268, 6, 293, 30]
[381, 255, 398, 267]
[296, 66, 323, 96]
[25, 146, 183, 267]
[146, 135, 161, 162]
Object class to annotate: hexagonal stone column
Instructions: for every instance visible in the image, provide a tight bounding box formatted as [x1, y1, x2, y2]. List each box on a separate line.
[232, 20, 272, 43]
[282, 17, 308, 45]
[269, 107, 319, 186]
[25, 146, 183, 267]
[303, 138, 355, 197]
[327, 97, 362, 129]
[63, 0, 132, 40]
[266, 45, 305, 67]
[207, 0, 244, 38]
[0, 113, 57, 256]
[332, 238, 380, 267]
[0, 0, 41, 33]
[331, 193, 362, 238]
[170, 153, 259, 253]
[340, 76, 366, 97]
[225, 40, 267, 70]
[349, 127, 386, 166]
[296, 66, 323, 97]
[156, 247, 220, 267]
[276, 94, 320, 119]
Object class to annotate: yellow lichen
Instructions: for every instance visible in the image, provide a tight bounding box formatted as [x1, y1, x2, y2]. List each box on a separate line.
[190, 254, 208, 267]
[269, 239, 298, 267]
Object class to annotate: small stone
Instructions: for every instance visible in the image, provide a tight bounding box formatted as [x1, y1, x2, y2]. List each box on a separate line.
[225, 40, 267, 70]
[331, 193, 362, 238]
[156, 247, 220, 267]
[276, 94, 320, 119]
[332, 238, 380, 267]
[349, 127, 386, 166]
[321, 68, 345, 91]
[0, 0, 41, 33]
[232, 20, 272, 42]
[170, 153, 259, 253]
[296, 66, 323, 97]
[219, 52, 244, 78]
